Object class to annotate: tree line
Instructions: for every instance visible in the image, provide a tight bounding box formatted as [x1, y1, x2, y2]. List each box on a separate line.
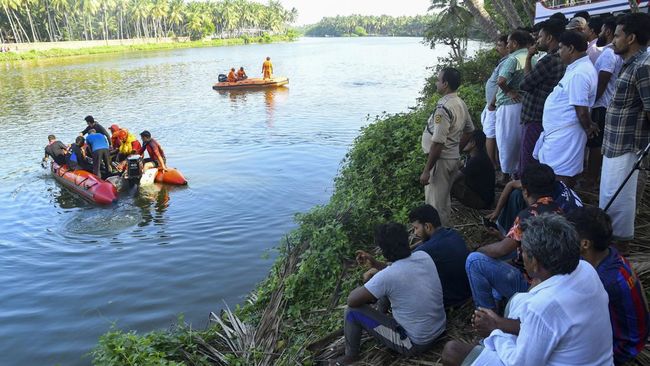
[304, 15, 435, 37]
[0, 0, 298, 43]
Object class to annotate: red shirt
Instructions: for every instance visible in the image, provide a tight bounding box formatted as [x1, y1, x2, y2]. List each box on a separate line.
[140, 139, 165, 162]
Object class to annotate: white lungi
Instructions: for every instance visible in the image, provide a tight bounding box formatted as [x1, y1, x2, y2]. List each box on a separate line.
[481, 104, 497, 139]
[495, 103, 522, 174]
[536, 123, 587, 177]
[600, 152, 638, 240]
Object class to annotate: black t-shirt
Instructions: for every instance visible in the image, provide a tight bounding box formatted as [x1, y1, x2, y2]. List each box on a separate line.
[462, 152, 495, 206]
[414, 228, 471, 307]
[45, 141, 67, 165]
[81, 123, 111, 142]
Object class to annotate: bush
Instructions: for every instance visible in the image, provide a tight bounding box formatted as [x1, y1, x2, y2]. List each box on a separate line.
[353, 26, 367, 37]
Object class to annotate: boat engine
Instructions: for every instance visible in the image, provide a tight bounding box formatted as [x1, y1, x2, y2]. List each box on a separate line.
[218, 74, 227, 82]
[125, 154, 143, 186]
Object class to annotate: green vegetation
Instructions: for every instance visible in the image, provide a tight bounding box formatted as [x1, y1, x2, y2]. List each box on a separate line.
[304, 15, 434, 37]
[0, 31, 297, 60]
[0, 0, 297, 43]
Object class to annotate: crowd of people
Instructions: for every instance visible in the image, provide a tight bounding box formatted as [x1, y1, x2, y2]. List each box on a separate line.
[330, 10, 650, 366]
[43, 115, 168, 179]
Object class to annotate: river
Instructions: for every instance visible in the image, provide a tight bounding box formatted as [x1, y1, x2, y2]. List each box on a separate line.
[0, 37, 482, 365]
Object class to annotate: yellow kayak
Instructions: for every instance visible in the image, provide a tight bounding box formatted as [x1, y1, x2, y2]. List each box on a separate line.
[212, 77, 289, 90]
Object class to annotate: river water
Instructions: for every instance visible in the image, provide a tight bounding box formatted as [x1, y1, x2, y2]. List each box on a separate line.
[0, 37, 480, 365]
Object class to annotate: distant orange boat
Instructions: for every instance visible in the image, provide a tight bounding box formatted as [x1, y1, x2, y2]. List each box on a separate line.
[212, 77, 289, 90]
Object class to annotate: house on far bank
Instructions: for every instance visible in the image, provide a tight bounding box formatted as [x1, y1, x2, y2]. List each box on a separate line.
[535, 0, 650, 23]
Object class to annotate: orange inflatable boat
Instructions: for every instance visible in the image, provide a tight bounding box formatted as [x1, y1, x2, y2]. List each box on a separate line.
[51, 162, 118, 205]
[154, 168, 188, 185]
[212, 77, 289, 90]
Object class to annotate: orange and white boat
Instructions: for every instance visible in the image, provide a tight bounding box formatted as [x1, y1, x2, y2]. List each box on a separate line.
[212, 77, 289, 90]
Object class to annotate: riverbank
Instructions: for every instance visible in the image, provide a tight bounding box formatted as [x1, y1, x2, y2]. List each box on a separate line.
[0, 32, 297, 61]
[90, 47, 650, 366]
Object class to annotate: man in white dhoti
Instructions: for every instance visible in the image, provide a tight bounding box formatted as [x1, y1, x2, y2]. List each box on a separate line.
[495, 30, 533, 183]
[534, 30, 598, 185]
[599, 13, 650, 241]
[441, 214, 613, 366]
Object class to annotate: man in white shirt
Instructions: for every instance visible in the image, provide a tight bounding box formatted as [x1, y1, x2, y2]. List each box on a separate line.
[585, 17, 623, 185]
[534, 30, 598, 185]
[586, 17, 603, 64]
[331, 223, 446, 365]
[441, 214, 613, 366]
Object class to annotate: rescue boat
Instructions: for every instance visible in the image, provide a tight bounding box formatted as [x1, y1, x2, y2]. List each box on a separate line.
[50, 162, 118, 205]
[212, 77, 289, 90]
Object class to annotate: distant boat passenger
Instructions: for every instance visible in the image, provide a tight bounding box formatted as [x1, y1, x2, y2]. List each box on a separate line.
[227, 68, 237, 82]
[262, 57, 273, 79]
[237, 67, 247, 80]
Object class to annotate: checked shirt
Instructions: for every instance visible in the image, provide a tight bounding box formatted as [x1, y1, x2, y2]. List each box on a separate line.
[603, 50, 650, 158]
[520, 50, 566, 125]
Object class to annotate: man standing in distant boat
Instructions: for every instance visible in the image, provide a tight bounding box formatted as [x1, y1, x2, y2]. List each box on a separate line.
[420, 68, 474, 227]
[139, 130, 168, 171]
[262, 57, 273, 79]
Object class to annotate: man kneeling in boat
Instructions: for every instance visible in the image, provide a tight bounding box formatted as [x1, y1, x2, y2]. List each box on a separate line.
[68, 136, 92, 171]
[139, 130, 168, 171]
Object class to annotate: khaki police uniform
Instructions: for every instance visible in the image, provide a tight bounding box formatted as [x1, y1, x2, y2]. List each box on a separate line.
[421, 93, 474, 226]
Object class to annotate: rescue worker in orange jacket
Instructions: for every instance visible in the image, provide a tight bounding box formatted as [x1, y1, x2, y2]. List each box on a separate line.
[236, 67, 247, 80]
[227, 68, 237, 82]
[262, 57, 273, 79]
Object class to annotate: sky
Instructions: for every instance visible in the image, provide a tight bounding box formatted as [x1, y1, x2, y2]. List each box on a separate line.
[254, 0, 433, 25]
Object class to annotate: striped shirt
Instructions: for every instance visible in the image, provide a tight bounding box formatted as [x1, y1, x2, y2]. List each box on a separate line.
[602, 49, 650, 158]
[596, 247, 650, 365]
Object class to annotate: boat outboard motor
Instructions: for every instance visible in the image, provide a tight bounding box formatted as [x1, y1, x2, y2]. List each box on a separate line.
[125, 154, 143, 186]
[218, 74, 227, 82]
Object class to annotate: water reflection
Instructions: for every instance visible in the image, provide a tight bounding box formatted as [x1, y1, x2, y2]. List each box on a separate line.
[218, 86, 289, 127]
[136, 184, 170, 227]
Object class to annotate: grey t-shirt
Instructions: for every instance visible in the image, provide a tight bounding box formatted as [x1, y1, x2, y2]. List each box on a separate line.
[364, 251, 446, 344]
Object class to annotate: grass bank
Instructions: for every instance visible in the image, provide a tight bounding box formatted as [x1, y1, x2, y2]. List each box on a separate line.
[0, 32, 297, 62]
[90, 48, 650, 366]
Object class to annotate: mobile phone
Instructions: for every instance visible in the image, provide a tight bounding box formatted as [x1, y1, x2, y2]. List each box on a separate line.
[482, 217, 499, 231]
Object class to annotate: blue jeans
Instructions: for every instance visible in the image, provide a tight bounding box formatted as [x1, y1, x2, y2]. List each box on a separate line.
[465, 252, 529, 310]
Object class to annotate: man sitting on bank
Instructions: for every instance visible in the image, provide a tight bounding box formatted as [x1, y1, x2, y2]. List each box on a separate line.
[465, 163, 561, 311]
[567, 207, 650, 365]
[409, 204, 471, 308]
[451, 130, 495, 210]
[330, 223, 446, 365]
[485, 167, 582, 234]
[443, 214, 614, 366]
[139, 130, 168, 171]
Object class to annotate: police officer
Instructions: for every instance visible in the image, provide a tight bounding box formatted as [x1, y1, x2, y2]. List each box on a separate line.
[420, 68, 475, 226]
